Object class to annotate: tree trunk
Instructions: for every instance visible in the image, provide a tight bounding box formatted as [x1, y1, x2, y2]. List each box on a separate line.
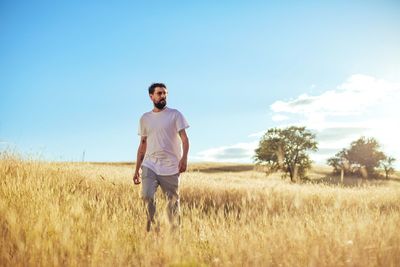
[288, 166, 294, 182]
[293, 165, 298, 182]
[340, 168, 344, 184]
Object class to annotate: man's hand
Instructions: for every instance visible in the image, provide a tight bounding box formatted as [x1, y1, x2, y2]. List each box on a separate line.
[133, 172, 141, 185]
[178, 157, 187, 173]
[178, 129, 189, 173]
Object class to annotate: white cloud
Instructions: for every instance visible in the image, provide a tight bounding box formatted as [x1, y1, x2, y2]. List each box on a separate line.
[271, 74, 400, 119]
[195, 141, 258, 163]
[272, 114, 289, 122]
[270, 74, 400, 166]
[194, 75, 400, 166]
[248, 131, 265, 138]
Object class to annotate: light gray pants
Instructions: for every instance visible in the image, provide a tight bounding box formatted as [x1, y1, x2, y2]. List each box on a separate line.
[141, 166, 180, 227]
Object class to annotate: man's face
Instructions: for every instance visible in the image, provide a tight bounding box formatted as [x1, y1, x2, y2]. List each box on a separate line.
[150, 87, 168, 109]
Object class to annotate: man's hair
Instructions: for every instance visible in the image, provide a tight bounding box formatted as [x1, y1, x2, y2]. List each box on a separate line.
[148, 83, 167, 94]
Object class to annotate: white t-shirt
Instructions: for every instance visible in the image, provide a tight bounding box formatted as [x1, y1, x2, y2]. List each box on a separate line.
[138, 107, 189, 175]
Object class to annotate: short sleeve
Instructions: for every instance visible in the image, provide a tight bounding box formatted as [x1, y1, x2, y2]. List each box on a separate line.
[175, 111, 189, 132]
[138, 116, 147, 136]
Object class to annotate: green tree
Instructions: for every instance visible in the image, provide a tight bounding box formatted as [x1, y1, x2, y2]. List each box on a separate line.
[327, 149, 349, 174]
[254, 126, 318, 182]
[327, 137, 387, 178]
[381, 156, 396, 179]
[347, 137, 386, 178]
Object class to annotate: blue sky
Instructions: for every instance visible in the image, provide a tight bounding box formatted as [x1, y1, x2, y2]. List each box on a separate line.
[1, 1, 400, 166]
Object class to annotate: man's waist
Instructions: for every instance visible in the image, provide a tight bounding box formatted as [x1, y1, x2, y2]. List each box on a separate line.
[142, 160, 179, 176]
[145, 151, 179, 160]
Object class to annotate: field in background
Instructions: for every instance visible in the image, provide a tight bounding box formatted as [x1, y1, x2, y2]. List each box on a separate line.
[1, 154, 400, 266]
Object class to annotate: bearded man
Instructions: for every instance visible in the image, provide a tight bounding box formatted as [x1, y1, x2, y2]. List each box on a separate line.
[133, 83, 189, 232]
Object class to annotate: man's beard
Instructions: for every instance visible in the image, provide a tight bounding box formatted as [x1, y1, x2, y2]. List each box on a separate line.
[154, 99, 166, 110]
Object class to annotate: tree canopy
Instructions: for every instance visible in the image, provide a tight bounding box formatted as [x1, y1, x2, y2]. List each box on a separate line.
[327, 137, 388, 178]
[254, 126, 318, 182]
[381, 156, 396, 179]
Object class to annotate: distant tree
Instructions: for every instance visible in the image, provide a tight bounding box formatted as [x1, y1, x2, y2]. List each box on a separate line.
[254, 126, 318, 182]
[327, 137, 387, 178]
[381, 156, 396, 179]
[327, 149, 350, 174]
[347, 137, 386, 178]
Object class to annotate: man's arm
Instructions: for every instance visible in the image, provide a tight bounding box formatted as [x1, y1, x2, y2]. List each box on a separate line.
[178, 129, 189, 173]
[133, 136, 147, 184]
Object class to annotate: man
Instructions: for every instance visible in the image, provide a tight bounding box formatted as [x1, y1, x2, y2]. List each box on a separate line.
[133, 83, 189, 232]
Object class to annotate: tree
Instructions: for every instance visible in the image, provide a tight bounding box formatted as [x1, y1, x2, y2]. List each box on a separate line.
[326, 148, 352, 183]
[347, 137, 386, 178]
[327, 137, 387, 178]
[326, 149, 349, 174]
[381, 156, 396, 179]
[254, 126, 318, 182]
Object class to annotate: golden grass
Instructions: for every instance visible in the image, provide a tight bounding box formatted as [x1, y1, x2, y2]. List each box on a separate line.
[1, 153, 400, 266]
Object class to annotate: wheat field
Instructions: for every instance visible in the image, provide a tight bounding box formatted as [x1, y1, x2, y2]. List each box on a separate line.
[1, 153, 400, 266]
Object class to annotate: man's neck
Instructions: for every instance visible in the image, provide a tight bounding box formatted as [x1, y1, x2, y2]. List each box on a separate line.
[152, 106, 167, 113]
